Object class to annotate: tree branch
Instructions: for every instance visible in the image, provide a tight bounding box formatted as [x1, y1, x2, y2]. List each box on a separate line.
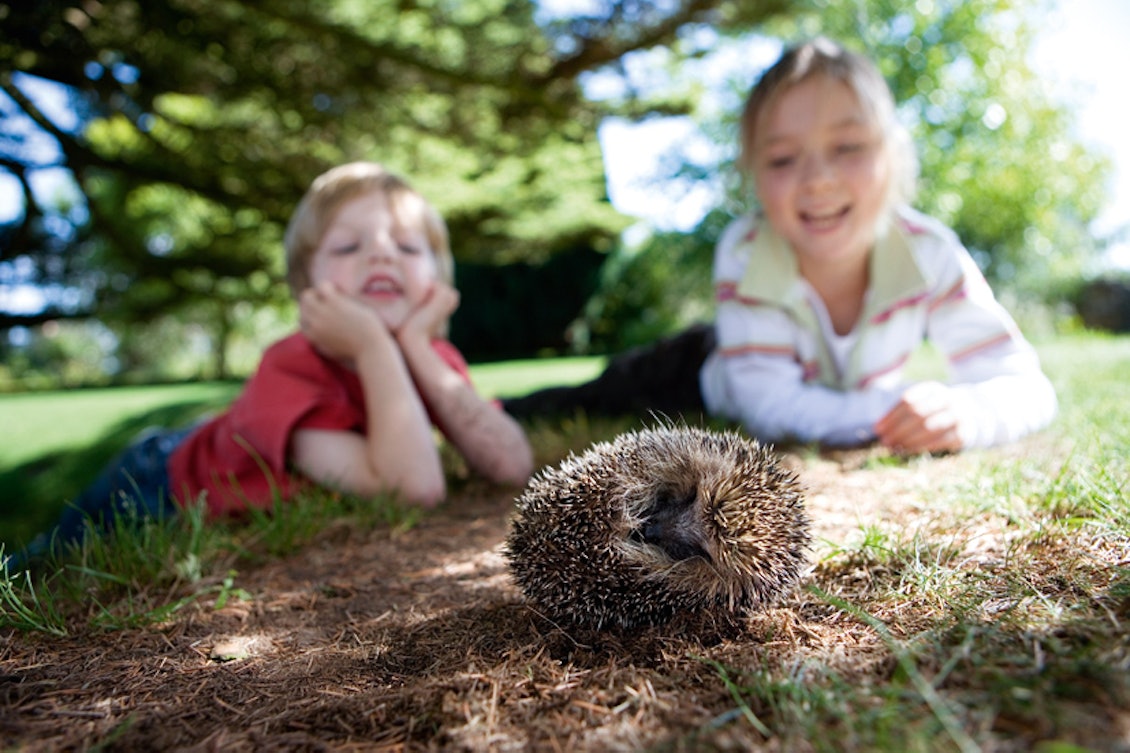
[544, 0, 722, 81]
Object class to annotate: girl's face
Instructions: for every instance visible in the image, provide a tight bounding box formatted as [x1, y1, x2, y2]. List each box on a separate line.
[308, 191, 437, 332]
[751, 75, 891, 278]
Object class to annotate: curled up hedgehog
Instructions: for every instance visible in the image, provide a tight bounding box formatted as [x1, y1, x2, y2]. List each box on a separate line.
[504, 425, 811, 630]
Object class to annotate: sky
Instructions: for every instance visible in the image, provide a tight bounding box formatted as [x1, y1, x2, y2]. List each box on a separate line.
[1030, 0, 1130, 267]
[599, 0, 1130, 268]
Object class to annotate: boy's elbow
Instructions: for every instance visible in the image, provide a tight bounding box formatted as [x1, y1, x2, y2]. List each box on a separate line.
[350, 472, 445, 509]
[396, 476, 446, 509]
[512, 451, 536, 486]
[491, 445, 535, 487]
[495, 465, 533, 488]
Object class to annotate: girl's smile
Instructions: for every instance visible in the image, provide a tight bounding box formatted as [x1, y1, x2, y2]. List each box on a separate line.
[752, 74, 891, 277]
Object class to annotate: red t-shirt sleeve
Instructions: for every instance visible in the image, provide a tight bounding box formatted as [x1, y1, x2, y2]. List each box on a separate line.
[228, 338, 363, 470]
[430, 338, 472, 382]
[169, 334, 365, 517]
[168, 334, 476, 517]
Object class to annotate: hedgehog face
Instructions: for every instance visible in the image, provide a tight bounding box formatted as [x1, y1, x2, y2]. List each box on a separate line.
[628, 487, 711, 562]
[505, 425, 811, 631]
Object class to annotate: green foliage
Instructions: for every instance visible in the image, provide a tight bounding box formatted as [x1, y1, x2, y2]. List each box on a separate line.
[574, 208, 726, 352]
[3, 0, 1107, 376]
[0, 320, 118, 389]
[3, 0, 795, 375]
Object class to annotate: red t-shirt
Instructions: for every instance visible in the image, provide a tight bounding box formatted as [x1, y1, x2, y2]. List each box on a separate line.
[168, 333, 472, 518]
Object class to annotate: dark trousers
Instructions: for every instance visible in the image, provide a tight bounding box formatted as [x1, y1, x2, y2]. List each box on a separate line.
[13, 425, 194, 566]
[501, 324, 715, 420]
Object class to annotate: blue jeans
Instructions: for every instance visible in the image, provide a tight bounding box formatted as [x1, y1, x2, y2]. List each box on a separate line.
[18, 425, 196, 564]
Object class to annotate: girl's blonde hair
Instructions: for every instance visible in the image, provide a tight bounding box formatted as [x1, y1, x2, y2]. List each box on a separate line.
[283, 162, 454, 297]
[738, 37, 918, 212]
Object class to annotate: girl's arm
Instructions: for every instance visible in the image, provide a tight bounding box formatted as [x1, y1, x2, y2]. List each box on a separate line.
[290, 282, 446, 506]
[705, 324, 901, 447]
[869, 228, 1057, 452]
[397, 283, 534, 486]
[706, 218, 902, 446]
[916, 249, 1056, 449]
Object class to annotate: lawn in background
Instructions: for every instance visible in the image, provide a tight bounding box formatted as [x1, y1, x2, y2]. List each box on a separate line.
[0, 357, 605, 549]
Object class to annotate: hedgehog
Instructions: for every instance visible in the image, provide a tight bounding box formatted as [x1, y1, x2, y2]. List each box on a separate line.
[504, 424, 811, 630]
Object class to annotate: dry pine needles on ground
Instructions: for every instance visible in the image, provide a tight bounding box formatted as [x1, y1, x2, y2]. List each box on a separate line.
[2, 426, 1129, 751]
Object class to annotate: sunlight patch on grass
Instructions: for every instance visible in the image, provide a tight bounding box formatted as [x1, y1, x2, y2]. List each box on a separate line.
[468, 355, 605, 399]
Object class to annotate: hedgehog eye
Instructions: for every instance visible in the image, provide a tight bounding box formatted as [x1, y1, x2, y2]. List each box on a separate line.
[629, 489, 711, 562]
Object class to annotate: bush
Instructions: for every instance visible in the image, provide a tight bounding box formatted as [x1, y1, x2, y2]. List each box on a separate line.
[573, 209, 730, 353]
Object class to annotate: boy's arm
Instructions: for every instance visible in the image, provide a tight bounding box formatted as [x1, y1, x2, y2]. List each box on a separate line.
[290, 282, 446, 506]
[397, 284, 534, 486]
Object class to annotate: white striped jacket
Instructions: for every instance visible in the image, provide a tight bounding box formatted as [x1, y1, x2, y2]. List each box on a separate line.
[699, 206, 1057, 448]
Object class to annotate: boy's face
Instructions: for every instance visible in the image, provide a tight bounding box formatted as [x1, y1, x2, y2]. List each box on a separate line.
[751, 75, 890, 278]
[308, 191, 437, 333]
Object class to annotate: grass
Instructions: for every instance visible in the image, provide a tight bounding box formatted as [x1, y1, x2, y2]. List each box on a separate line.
[0, 354, 611, 634]
[702, 330, 1129, 750]
[0, 483, 427, 634]
[468, 355, 605, 398]
[1, 332, 1128, 750]
[0, 383, 241, 548]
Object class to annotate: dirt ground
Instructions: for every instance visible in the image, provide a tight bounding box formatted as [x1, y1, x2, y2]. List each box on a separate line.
[0, 433, 1124, 751]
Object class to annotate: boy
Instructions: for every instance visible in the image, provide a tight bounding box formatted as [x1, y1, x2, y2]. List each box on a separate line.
[18, 162, 533, 564]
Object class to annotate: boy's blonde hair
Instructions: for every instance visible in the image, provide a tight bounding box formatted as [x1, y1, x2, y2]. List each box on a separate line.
[738, 37, 918, 213]
[284, 162, 454, 297]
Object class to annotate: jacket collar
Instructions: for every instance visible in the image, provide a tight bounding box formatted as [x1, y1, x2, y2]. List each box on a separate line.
[734, 212, 930, 388]
[736, 213, 929, 322]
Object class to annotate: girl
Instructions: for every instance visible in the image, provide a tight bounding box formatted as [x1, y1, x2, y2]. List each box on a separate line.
[506, 38, 1057, 455]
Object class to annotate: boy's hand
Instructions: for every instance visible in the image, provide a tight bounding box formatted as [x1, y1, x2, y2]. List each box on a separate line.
[299, 281, 389, 362]
[874, 381, 965, 455]
[397, 282, 459, 342]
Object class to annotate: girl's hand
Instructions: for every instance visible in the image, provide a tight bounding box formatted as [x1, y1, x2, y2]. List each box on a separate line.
[397, 281, 459, 342]
[874, 381, 965, 455]
[299, 281, 389, 362]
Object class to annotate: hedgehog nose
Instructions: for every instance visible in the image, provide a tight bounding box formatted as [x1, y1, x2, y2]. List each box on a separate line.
[637, 521, 710, 562]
